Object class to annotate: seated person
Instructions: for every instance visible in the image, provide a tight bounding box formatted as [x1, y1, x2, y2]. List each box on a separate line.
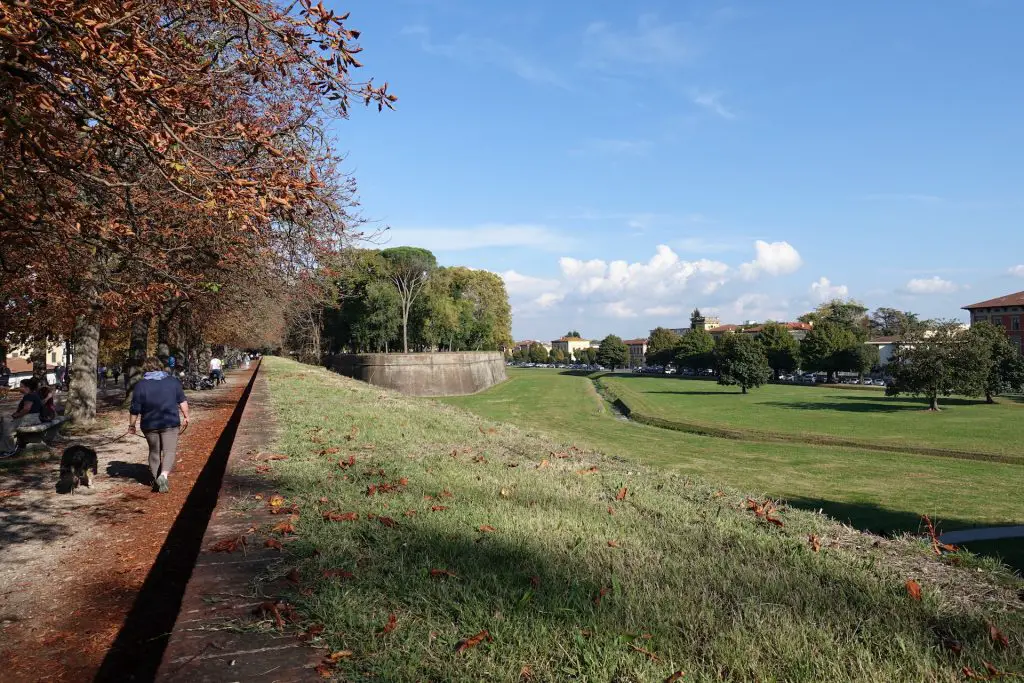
[38, 386, 57, 422]
[0, 378, 43, 456]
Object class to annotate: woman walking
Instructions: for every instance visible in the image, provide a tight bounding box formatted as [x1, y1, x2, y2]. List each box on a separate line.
[129, 357, 189, 493]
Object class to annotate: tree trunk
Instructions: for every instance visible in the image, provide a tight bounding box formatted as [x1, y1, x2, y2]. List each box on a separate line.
[741, 385, 748, 394]
[156, 304, 175, 361]
[30, 339, 48, 385]
[126, 315, 151, 398]
[402, 307, 410, 353]
[67, 315, 100, 423]
[985, 391, 994, 404]
[928, 394, 940, 411]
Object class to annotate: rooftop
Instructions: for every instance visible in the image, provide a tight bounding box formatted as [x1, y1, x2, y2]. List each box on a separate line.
[553, 336, 587, 342]
[623, 338, 648, 345]
[963, 291, 1024, 310]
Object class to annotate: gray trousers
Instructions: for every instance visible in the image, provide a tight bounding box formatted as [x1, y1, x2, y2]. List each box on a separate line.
[144, 427, 178, 479]
[1, 413, 40, 452]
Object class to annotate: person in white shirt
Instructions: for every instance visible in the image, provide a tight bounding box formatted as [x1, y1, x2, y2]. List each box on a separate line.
[209, 356, 224, 384]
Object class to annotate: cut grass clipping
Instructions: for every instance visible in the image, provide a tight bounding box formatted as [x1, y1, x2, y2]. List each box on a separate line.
[252, 358, 1022, 682]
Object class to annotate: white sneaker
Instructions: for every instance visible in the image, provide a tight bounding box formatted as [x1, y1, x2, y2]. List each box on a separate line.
[156, 473, 169, 493]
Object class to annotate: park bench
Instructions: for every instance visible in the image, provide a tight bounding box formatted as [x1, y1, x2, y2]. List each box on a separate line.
[14, 415, 71, 451]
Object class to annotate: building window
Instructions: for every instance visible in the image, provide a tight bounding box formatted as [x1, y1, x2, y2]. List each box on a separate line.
[974, 315, 988, 324]
[50, 352, 56, 362]
[992, 316, 1003, 326]
[1013, 316, 1021, 331]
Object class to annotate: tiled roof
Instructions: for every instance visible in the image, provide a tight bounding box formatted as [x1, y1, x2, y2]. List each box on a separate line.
[963, 291, 1024, 309]
[623, 338, 648, 345]
[741, 322, 813, 334]
[554, 336, 587, 342]
[710, 324, 741, 333]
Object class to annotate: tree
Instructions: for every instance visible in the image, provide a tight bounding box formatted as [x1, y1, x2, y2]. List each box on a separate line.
[596, 335, 630, 369]
[757, 323, 799, 379]
[528, 344, 549, 364]
[1, 1, 396, 420]
[353, 281, 402, 352]
[968, 322, 1024, 403]
[565, 330, 582, 338]
[800, 322, 860, 382]
[549, 348, 566, 364]
[800, 300, 870, 340]
[885, 322, 987, 410]
[870, 308, 930, 337]
[675, 329, 715, 371]
[646, 327, 681, 366]
[381, 247, 438, 353]
[717, 334, 772, 394]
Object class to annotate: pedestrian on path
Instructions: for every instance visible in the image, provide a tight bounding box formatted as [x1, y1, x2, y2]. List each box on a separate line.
[129, 357, 189, 493]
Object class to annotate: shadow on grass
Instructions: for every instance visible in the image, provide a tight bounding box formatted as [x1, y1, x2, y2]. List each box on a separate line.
[782, 496, 1024, 573]
[282, 506, 1014, 680]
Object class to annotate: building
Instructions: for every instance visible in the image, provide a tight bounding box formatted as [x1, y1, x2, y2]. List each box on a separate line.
[623, 338, 648, 367]
[550, 336, 593, 359]
[4, 341, 68, 371]
[740, 321, 814, 341]
[963, 291, 1024, 354]
[512, 340, 550, 354]
[864, 336, 899, 365]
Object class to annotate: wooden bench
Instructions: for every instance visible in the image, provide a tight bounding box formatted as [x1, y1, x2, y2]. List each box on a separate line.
[14, 415, 71, 451]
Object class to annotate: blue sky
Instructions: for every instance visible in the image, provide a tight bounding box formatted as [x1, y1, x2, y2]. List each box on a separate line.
[332, 0, 1024, 341]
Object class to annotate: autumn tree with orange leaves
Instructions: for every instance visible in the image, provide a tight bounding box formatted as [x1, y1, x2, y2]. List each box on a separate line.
[0, 0, 393, 420]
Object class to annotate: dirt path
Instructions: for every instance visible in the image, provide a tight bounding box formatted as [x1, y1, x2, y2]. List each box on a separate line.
[0, 369, 253, 682]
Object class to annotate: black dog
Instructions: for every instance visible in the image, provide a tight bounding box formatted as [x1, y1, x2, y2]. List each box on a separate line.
[57, 445, 98, 494]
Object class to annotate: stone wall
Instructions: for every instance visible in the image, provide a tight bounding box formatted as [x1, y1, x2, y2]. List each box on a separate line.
[326, 351, 507, 397]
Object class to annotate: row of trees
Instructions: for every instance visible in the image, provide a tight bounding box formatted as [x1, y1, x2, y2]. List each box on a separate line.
[1, 2, 395, 420]
[323, 248, 512, 354]
[648, 302, 888, 382]
[887, 321, 1024, 410]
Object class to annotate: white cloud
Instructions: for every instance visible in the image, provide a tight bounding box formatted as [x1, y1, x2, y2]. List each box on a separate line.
[690, 90, 736, 119]
[739, 240, 803, 280]
[534, 292, 564, 309]
[604, 301, 638, 318]
[559, 244, 731, 297]
[500, 270, 561, 296]
[381, 224, 573, 253]
[905, 276, 959, 295]
[810, 276, 848, 302]
[583, 14, 693, 69]
[643, 305, 681, 316]
[1009, 265, 1024, 277]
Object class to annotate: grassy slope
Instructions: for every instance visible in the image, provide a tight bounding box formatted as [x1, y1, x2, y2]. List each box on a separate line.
[443, 370, 1024, 539]
[603, 374, 1024, 458]
[260, 358, 1022, 682]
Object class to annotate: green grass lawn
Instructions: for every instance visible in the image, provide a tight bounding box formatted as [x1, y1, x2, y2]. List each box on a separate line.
[602, 374, 1024, 459]
[258, 358, 1022, 682]
[443, 370, 1024, 542]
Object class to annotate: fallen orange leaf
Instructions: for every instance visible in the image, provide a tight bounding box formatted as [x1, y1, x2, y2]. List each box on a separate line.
[478, 524, 496, 533]
[264, 538, 283, 550]
[905, 579, 922, 601]
[664, 672, 686, 682]
[537, 459, 549, 469]
[429, 568, 457, 578]
[326, 650, 353, 662]
[323, 511, 358, 522]
[431, 505, 449, 512]
[455, 629, 492, 653]
[615, 486, 627, 501]
[268, 494, 285, 508]
[989, 623, 1009, 648]
[378, 612, 397, 635]
[607, 540, 620, 548]
[322, 569, 355, 580]
[577, 466, 599, 475]
[809, 534, 821, 552]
